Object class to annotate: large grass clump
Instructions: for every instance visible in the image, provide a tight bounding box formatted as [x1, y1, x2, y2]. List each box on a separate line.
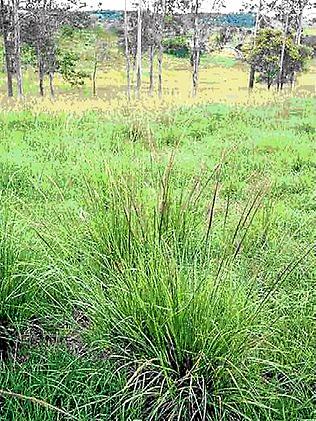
[0, 100, 315, 420]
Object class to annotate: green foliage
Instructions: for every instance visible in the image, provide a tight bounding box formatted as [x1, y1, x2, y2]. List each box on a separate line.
[243, 29, 313, 88]
[21, 44, 37, 67]
[163, 36, 191, 58]
[56, 26, 117, 84]
[57, 50, 88, 87]
[200, 54, 236, 68]
[0, 208, 19, 319]
[0, 203, 35, 321]
[0, 345, 131, 420]
[59, 25, 77, 39]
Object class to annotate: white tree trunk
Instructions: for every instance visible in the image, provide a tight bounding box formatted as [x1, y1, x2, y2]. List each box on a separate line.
[149, 44, 155, 95]
[124, 0, 131, 100]
[39, 57, 45, 96]
[0, 0, 14, 97]
[192, 0, 200, 97]
[158, 0, 166, 98]
[92, 58, 97, 96]
[135, 0, 142, 98]
[248, 0, 262, 90]
[12, 0, 23, 97]
[49, 71, 55, 98]
[278, 12, 289, 91]
[291, 9, 304, 89]
[295, 11, 303, 45]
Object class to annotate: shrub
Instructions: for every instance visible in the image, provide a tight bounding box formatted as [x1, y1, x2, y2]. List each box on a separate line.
[163, 36, 190, 58]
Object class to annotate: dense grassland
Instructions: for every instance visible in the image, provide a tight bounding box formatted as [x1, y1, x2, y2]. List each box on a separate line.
[0, 94, 315, 419]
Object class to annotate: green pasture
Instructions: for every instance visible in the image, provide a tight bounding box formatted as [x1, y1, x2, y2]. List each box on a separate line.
[0, 98, 315, 419]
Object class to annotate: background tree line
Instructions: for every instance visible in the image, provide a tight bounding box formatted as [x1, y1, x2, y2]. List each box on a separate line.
[0, 0, 314, 99]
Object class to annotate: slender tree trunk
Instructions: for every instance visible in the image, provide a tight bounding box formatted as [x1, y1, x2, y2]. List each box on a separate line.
[37, 48, 45, 96]
[278, 12, 289, 91]
[248, 0, 262, 90]
[158, 42, 163, 98]
[295, 12, 303, 45]
[135, 0, 142, 98]
[192, 48, 200, 97]
[248, 67, 256, 90]
[92, 59, 97, 96]
[49, 71, 55, 97]
[291, 10, 304, 89]
[158, 0, 165, 98]
[192, 0, 200, 97]
[39, 68, 44, 96]
[46, 1, 55, 98]
[12, 0, 23, 97]
[124, 0, 131, 100]
[149, 44, 155, 95]
[5, 59, 14, 98]
[48, 47, 56, 98]
[0, 0, 14, 97]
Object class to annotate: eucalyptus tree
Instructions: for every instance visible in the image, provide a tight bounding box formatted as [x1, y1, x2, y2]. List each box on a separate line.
[149, 0, 189, 97]
[189, 0, 225, 96]
[248, 0, 262, 89]
[265, 0, 312, 89]
[125, 0, 148, 98]
[135, 0, 143, 97]
[287, 0, 312, 87]
[124, 0, 131, 99]
[0, 0, 14, 96]
[244, 27, 311, 89]
[122, 0, 188, 99]
[12, 0, 23, 96]
[147, 0, 170, 97]
[148, 0, 178, 97]
[156, 0, 166, 97]
[23, 0, 58, 96]
[163, 0, 225, 96]
[123, 0, 160, 98]
[242, 0, 313, 90]
[125, 0, 233, 99]
[146, 0, 210, 97]
[242, 0, 275, 89]
[0, 0, 23, 97]
[277, 1, 290, 90]
[147, 1, 158, 95]
[23, 0, 88, 97]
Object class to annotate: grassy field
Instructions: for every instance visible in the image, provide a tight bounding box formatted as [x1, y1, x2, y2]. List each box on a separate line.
[0, 23, 316, 420]
[1, 24, 315, 113]
[0, 91, 315, 419]
[1, 54, 315, 111]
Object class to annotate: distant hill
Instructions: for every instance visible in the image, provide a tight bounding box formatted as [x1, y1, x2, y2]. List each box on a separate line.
[89, 10, 255, 28]
[214, 13, 255, 28]
[88, 10, 123, 21]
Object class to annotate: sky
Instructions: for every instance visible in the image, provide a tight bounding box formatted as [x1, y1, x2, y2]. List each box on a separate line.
[79, 0, 245, 12]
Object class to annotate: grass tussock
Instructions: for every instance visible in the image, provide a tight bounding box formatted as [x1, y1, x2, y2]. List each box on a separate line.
[0, 100, 315, 420]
